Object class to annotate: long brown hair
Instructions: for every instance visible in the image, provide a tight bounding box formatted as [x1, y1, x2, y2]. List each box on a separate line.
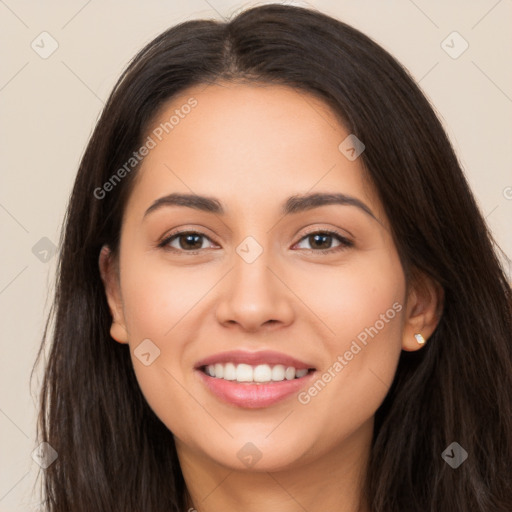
[33, 4, 512, 511]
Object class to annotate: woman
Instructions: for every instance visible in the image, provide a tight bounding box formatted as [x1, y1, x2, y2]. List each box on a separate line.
[33, 4, 512, 511]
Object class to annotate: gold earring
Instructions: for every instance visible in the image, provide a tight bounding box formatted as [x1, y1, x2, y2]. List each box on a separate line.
[414, 333, 425, 345]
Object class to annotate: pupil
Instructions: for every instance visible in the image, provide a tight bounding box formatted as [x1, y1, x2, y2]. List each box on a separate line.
[311, 234, 330, 249]
[181, 234, 202, 250]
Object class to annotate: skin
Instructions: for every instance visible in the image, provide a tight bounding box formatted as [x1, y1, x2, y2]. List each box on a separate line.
[99, 81, 443, 512]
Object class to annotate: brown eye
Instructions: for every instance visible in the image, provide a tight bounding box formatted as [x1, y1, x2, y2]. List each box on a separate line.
[294, 230, 353, 253]
[159, 231, 215, 253]
[175, 233, 205, 250]
[307, 233, 334, 250]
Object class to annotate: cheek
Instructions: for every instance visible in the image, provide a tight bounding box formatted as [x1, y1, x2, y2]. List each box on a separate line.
[118, 260, 203, 437]
[120, 256, 214, 340]
[300, 249, 405, 412]
[295, 280, 404, 458]
[303, 248, 405, 343]
[118, 255, 218, 424]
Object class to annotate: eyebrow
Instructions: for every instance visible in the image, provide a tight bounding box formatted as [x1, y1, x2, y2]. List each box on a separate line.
[143, 192, 377, 220]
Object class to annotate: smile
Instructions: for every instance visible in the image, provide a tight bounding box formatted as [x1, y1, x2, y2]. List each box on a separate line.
[201, 363, 312, 383]
[194, 349, 318, 408]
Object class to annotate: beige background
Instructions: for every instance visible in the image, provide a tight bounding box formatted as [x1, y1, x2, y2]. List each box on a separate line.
[1, 0, 511, 509]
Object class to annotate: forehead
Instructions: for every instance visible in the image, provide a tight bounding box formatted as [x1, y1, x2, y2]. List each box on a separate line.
[125, 81, 385, 224]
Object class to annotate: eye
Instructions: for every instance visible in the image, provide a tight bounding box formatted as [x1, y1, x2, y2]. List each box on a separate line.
[158, 228, 353, 255]
[293, 229, 353, 254]
[158, 230, 217, 254]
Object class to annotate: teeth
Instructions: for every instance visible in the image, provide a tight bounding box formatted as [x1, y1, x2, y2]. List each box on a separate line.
[236, 363, 253, 382]
[223, 362, 236, 380]
[214, 363, 224, 378]
[203, 363, 311, 382]
[253, 364, 272, 383]
[271, 364, 285, 381]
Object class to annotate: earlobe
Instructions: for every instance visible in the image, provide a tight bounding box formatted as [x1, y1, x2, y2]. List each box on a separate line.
[401, 271, 444, 352]
[98, 245, 129, 344]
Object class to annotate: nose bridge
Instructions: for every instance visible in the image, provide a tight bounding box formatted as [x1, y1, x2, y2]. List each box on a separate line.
[215, 232, 294, 330]
[238, 243, 273, 281]
[232, 233, 279, 303]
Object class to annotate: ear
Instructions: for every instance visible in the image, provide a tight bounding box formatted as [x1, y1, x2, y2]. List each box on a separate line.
[401, 270, 444, 351]
[98, 245, 129, 344]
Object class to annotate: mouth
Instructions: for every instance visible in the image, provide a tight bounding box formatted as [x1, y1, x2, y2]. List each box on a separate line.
[199, 362, 315, 384]
[194, 351, 318, 408]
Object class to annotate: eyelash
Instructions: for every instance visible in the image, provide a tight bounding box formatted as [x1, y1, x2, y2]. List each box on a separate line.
[157, 228, 353, 255]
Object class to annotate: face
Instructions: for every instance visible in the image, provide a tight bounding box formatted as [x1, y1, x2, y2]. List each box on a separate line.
[100, 81, 438, 472]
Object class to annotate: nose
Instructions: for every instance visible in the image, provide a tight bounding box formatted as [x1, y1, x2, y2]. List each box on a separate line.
[215, 246, 295, 333]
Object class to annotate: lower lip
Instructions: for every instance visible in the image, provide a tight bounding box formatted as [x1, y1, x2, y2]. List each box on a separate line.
[196, 369, 316, 409]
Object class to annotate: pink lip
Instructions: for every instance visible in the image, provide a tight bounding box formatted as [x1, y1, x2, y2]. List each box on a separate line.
[196, 369, 317, 409]
[194, 350, 316, 370]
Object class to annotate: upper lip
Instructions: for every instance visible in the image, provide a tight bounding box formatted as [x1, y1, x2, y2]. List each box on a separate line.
[194, 350, 316, 370]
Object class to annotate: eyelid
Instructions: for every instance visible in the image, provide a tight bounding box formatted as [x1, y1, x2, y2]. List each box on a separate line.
[157, 227, 218, 251]
[298, 225, 352, 242]
[293, 226, 353, 252]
